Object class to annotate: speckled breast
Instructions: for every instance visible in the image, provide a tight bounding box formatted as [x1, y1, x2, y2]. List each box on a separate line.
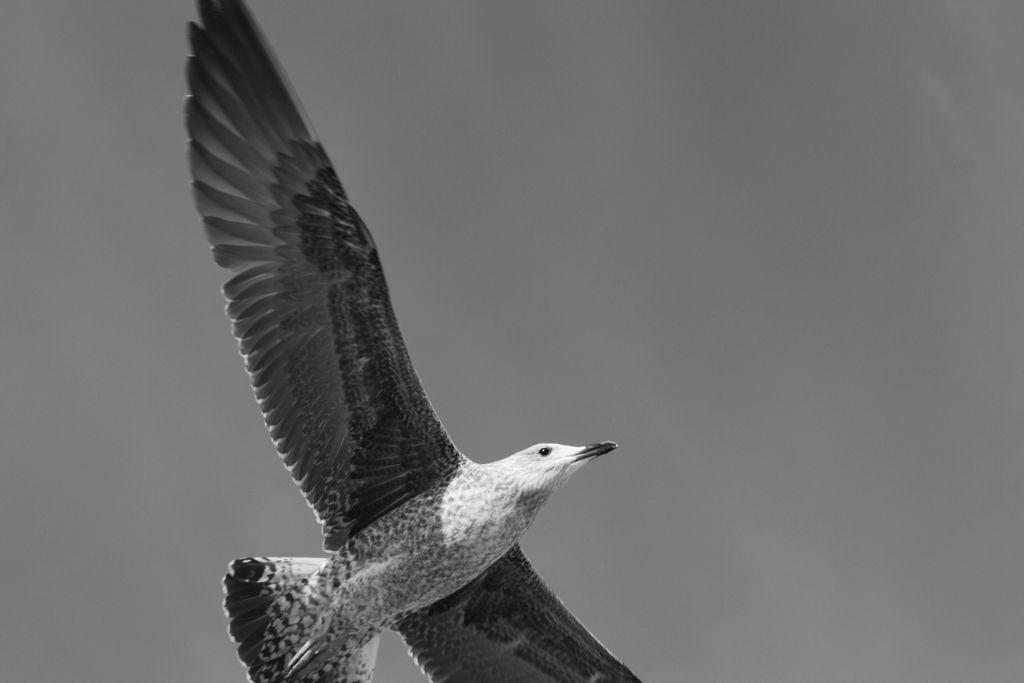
[316, 461, 548, 636]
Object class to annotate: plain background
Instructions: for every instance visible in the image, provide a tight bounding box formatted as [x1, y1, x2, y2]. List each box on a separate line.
[2, 1, 1023, 681]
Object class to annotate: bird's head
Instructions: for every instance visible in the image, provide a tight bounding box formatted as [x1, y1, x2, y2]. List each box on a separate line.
[501, 441, 618, 495]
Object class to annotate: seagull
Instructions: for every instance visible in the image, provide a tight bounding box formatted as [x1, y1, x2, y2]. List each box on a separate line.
[186, 1, 640, 681]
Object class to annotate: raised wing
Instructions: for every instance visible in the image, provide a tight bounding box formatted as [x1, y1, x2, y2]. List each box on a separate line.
[396, 546, 641, 682]
[186, 0, 462, 550]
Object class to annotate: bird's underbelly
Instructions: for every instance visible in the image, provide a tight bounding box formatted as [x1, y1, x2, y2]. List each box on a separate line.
[351, 535, 504, 622]
[317, 482, 530, 635]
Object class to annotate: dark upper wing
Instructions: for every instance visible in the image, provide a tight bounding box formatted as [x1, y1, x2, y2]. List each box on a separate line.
[396, 546, 641, 683]
[186, 0, 462, 550]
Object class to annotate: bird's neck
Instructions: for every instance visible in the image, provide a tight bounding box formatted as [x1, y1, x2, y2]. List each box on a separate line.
[439, 461, 550, 550]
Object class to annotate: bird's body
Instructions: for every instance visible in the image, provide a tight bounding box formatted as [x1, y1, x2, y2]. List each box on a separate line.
[186, 1, 641, 681]
[231, 446, 612, 681]
[263, 458, 557, 677]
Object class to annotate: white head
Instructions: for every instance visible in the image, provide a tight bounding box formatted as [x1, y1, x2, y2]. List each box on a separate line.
[499, 441, 618, 495]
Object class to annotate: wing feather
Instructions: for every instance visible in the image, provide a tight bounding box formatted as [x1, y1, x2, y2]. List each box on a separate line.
[396, 546, 641, 683]
[187, 0, 462, 550]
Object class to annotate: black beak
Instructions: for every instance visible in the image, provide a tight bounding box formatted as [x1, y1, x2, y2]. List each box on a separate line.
[574, 441, 618, 462]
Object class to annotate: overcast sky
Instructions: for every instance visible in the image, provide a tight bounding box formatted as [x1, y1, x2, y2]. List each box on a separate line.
[2, 2, 1023, 681]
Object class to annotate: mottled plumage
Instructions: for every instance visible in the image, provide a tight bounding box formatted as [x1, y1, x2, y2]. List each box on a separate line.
[187, 0, 461, 552]
[399, 546, 638, 683]
[186, 1, 639, 682]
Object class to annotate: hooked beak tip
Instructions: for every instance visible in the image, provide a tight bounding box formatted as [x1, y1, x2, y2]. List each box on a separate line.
[574, 440, 618, 462]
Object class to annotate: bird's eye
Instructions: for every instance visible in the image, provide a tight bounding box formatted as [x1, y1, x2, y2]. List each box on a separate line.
[538, 447, 551, 456]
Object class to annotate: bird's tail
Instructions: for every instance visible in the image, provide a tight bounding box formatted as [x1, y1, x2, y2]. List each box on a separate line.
[223, 556, 380, 682]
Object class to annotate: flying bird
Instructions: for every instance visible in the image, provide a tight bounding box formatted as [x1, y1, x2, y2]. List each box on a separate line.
[185, 1, 640, 681]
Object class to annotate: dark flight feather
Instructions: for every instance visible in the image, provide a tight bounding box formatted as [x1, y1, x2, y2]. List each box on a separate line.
[396, 546, 641, 683]
[186, 0, 462, 550]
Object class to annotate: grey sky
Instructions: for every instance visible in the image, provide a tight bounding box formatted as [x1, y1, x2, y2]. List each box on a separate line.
[2, 2, 1023, 681]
